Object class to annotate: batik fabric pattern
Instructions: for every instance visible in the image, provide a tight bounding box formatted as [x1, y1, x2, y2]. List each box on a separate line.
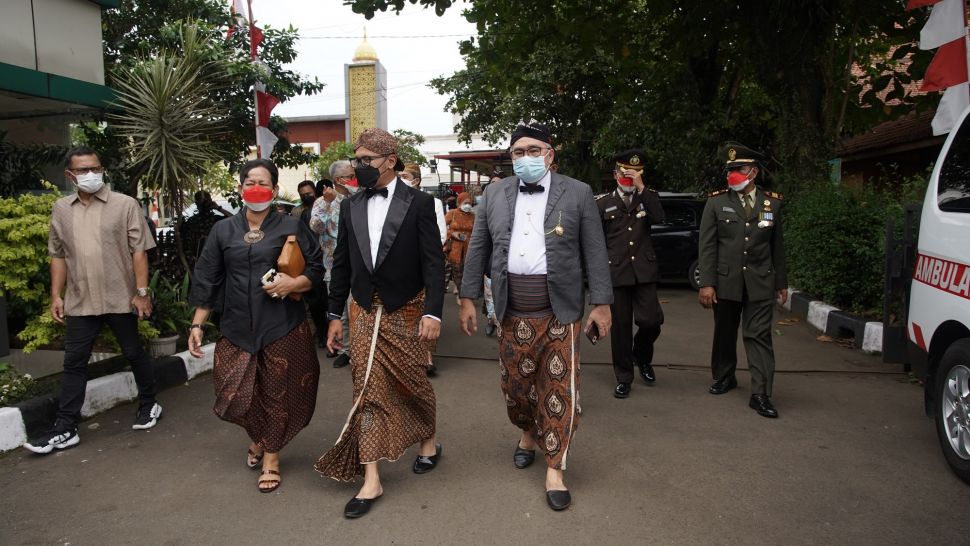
[315, 292, 436, 481]
[499, 312, 581, 470]
[212, 321, 320, 453]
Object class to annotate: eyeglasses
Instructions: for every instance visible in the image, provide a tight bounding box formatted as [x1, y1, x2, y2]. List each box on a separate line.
[349, 155, 387, 168]
[68, 166, 104, 175]
[509, 146, 551, 159]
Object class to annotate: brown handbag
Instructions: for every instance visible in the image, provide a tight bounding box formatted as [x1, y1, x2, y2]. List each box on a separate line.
[277, 235, 305, 301]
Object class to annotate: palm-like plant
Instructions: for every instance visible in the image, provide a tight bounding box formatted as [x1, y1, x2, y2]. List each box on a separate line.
[110, 21, 230, 273]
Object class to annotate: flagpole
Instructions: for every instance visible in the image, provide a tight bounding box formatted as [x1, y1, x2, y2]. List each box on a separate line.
[247, 0, 260, 158]
[964, 1, 970, 104]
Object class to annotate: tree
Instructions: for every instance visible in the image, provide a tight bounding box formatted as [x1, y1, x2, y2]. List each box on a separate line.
[311, 141, 356, 181]
[347, 0, 930, 190]
[110, 22, 231, 273]
[80, 0, 324, 195]
[393, 129, 429, 166]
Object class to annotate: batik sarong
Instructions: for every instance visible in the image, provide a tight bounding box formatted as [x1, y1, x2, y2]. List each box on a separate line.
[315, 292, 436, 481]
[212, 321, 320, 453]
[499, 310, 581, 470]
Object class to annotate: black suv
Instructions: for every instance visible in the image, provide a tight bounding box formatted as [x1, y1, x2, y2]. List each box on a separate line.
[650, 193, 706, 290]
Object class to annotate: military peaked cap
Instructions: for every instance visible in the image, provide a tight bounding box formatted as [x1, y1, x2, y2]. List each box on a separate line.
[613, 148, 646, 171]
[719, 141, 766, 169]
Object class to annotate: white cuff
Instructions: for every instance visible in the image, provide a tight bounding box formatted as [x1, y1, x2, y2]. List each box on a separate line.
[422, 314, 441, 322]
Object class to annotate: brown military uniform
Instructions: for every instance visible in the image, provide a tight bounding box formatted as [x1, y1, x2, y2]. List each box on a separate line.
[598, 186, 666, 385]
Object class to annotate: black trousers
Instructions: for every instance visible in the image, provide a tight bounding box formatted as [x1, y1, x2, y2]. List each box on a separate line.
[305, 281, 329, 345]
[710, 288, 776, 396]
[57, 313, 157, 426]
[610, 283, 663, 384]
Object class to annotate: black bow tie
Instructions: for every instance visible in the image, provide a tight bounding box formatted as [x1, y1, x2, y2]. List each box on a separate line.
[519, 183, 545, 194]
[365, 187, 389, 199]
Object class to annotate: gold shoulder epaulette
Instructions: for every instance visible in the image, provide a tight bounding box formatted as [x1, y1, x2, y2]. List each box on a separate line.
[646, 188, 658, 193]
[595, 193, 608, 200]
[765, 190, 784, 200]
[709, 189, 728, 197]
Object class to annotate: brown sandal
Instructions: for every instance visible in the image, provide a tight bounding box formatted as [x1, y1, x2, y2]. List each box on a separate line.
[247, 448, 264, 469]
[258, 469, 280, 493]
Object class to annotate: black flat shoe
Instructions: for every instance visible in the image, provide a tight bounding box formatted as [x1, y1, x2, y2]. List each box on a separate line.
[709, 375, 738, 395]
[513, 444, 536, 469]
[426, 363, 438, 377]
[344, 495, 381, 518]
[638, 363, 656, 384]
[485, 322, 497, 337]
[546, 489, 571, 511]
[413, 443, 442, 474]
[749, 394, 779, 418]
[613, 382, 631, 398]
[333, 353, 350, 368]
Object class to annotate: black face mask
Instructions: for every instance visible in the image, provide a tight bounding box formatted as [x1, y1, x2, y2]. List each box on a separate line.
[354, 164, 381, 189]
[300, 195, 315, 207]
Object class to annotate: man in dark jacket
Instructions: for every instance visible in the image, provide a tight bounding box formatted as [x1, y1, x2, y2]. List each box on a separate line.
[597, 149, 666, 399]
[697, 142, 788, 418]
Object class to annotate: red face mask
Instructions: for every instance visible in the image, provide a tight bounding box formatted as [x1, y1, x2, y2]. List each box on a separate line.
[343, 177, 359, 188]
[617, 177, 634, 187]
[242, 185, 274, 211]
[726, 171, 750, 191]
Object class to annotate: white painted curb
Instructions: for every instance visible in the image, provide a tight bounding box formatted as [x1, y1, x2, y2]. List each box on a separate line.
[782, 288, 798, 311]
[178, 343, 216, 380]
[0, 407, 27, 451]
[81, 372, 137, 418]
[808, 301, 839, 332]
[862, 322, 884, 355]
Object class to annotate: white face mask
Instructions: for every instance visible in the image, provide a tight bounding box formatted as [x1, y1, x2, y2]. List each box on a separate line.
[460, 203, 472, 213]
[618, 184, 636, 194]
[245, 200, 273, 212]
[341, 184, 360, 195]
[74, 172, 105, 194]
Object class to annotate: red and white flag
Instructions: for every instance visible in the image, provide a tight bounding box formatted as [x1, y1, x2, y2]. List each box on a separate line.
[920, 0, 966, 50]
[227, 0, 248, 38]
[907, 0, 944, 10]
[254, 84, 280, 159]
[911, 0, 970, 134]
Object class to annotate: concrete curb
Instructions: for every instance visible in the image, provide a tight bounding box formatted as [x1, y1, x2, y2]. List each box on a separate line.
[784, 287, 883, 355]
[1, 342, 215, 452]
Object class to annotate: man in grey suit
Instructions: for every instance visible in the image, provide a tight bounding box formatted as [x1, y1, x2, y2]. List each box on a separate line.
[458, 123, 613, 512]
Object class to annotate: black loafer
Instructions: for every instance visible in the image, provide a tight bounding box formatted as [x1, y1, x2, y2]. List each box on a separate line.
[333, 353, 350, 368]
[638, 363, 656, 384]
[749, 394, 779, 418]
[546, 489, 571, 511]
[344, 495, 381, 518]
[613, 382, 631, 398]
[513, 445, 536, 469]
[708, 375, 738, 395]
[413, 443, 442, 474]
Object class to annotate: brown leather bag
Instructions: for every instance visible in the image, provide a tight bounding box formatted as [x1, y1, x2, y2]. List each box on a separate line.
[277, 235, 305, 301]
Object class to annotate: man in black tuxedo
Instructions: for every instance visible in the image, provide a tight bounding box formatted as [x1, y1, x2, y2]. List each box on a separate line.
[315, 128, 445, 519]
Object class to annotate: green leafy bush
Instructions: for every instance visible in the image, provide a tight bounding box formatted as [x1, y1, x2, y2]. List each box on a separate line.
[17, 311, 159, 354]
[0, 362, 35, 406]
[785, 175, 926, 316]
[148, 272, 193, 337]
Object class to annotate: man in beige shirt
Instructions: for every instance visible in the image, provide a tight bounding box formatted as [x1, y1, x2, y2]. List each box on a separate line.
[24, 147, 163, 454]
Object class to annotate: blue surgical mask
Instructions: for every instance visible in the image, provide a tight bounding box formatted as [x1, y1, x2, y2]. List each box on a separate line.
[513, 156, 548, 184]
[474, 196, 483, 205]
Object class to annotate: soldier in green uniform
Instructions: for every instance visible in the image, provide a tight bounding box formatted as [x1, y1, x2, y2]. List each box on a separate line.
[597, 149, 665, 399]
[697, 142, 788, 418]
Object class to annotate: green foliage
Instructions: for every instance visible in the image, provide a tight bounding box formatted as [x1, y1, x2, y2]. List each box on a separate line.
[18, 311, 159, 354]
[0, 362, 36, 406]
[148, 272, 194, 337]
[0, 132, 67, 197]
[785, 172, 928, 316]
[311, 141, 356, 181]
[349, 0, 930, 191]
[392, 129, 428, 166]
[0, 186, 60, 315]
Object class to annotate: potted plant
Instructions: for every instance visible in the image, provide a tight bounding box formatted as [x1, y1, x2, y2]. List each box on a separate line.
[148, 272, 192, 358]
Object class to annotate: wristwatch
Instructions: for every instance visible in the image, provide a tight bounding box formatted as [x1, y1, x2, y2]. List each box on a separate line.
[136, 287, 151, 297]
[188, 324, 204, 332]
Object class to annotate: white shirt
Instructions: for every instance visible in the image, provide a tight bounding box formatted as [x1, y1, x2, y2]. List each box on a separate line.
[508, 170, 551, 275]
[433, 197, 447, 245]
[366, 178, 397, 268]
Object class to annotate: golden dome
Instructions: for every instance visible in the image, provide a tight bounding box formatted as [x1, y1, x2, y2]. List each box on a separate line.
[353, 28, 379, 62]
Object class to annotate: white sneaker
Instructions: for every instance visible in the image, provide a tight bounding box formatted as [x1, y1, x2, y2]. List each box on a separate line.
[132, 402, 163, 430]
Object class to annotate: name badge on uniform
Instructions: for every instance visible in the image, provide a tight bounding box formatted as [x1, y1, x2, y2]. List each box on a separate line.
[722, 206, 736, 213]
[605, 206, 618, 213]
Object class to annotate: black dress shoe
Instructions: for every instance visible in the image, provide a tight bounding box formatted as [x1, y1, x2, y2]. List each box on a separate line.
[749, 394, 779, 418]
[638, 363, 656, 384]
[344, 495, 381, 518]
[426, 363, 438, 377]
[513, 444, 536, 469]
[333, 353, 350, 368]
[613, 382, 631, 398]
[708, 375, 738, 395]
[546, 489, 571, 511]
[413, 443, 442, 474]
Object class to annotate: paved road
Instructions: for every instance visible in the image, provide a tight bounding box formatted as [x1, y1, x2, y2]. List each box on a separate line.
[2, 287, 968, 545]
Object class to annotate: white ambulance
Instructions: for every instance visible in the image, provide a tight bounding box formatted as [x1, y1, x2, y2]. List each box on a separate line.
[909, 106, 970, 484]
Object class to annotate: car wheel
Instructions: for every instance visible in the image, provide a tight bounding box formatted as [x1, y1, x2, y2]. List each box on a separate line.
[687, 259, 700, 291]
[934, 338, 970, 485]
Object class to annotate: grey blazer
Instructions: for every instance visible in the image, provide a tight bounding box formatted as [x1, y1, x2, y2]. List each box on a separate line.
[460, 172, 613, 324]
